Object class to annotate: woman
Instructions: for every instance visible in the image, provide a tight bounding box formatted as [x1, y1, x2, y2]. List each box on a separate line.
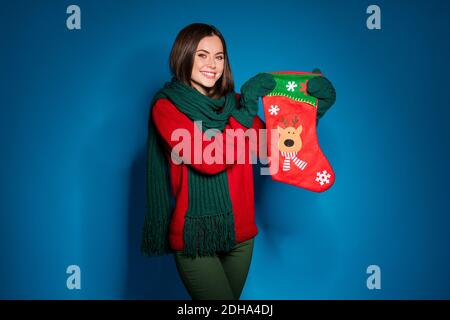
[141, 23, 335, 300]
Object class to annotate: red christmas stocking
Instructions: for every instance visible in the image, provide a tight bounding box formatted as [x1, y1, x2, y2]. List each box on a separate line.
[261, 71, 335, 192]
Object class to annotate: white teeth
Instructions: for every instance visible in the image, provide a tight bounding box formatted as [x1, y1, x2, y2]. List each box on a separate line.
[201, 72, 215, 77]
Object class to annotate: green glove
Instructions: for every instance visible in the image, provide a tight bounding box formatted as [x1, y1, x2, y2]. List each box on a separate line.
[231, 72, 276, 128]
[240, 72, 276, 115]
[307, 68, 336, 121]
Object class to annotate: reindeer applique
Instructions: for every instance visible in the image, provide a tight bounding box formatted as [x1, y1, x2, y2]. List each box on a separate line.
[277, 115, 308, 172]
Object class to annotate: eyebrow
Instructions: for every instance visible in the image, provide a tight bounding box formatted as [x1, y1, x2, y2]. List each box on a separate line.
[196, 49, 224, 55]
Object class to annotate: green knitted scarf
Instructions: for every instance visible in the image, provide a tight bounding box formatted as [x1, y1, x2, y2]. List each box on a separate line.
[141, 78, 254, 258]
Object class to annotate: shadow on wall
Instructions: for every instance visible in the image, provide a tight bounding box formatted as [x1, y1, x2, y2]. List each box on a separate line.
[252, 158, 315, 260]
[119, 45, 188, 299]
[125, 145, 188, 299]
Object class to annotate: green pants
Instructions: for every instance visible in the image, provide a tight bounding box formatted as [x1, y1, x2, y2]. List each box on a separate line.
[173, 237, 254, 300]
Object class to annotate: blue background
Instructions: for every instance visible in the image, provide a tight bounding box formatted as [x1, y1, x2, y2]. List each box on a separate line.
[1, 0, 449, 299]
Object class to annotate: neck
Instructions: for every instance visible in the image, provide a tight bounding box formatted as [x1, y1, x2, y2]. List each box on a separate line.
[191, 80, 214, 97]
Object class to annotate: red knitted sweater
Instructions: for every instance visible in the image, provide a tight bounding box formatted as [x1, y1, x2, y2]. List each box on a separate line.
[151, 96, 265, 251]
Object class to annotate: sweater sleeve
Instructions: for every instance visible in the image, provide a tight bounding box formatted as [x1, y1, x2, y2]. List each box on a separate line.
[229, 114, 266, 163]
[151, 98, 244, 175]
[251, 115, 266, 161]
[227, 93, 267, 162]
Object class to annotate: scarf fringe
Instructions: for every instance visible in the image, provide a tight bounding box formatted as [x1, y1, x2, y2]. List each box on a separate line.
[183, 211, 236, 258]
[140, 213, 172, 256]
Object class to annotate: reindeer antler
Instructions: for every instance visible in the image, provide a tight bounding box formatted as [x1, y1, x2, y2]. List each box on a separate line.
[279, 116, 289, 127]
[292, 115, 299, 127]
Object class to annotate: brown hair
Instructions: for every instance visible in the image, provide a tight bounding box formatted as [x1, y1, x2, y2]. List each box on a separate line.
[169, 23, 234, 98]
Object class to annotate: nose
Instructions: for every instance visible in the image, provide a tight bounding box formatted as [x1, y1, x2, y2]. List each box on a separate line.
[284, 139, 294, 147]
[206, 56, 216, 68]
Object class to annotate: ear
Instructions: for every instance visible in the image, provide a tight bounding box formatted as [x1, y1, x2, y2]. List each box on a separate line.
[277, 126, 283, 134]
[297, 125, 303, 135]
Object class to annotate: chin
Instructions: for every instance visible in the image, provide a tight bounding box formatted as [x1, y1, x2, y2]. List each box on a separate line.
[196, 79, 217, 89]
[201, 81, 216, 88]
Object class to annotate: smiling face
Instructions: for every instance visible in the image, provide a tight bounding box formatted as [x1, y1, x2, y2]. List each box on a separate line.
[190, 35, 225, 95]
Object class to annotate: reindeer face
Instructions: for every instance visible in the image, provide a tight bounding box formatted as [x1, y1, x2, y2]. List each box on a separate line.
[277, 125, 303, 152]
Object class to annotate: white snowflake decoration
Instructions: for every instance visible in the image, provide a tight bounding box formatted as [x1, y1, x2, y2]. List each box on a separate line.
[268, 105, 280, 115]
[286, 81, 298, 92]
[315, 170, 331, 186]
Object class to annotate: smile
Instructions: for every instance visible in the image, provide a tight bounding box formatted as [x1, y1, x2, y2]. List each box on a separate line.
[201, 71, 216, 79]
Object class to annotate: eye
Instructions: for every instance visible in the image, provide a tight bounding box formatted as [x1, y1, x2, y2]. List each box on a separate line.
[198, 54, 207, 58]
[216, 55, 224, 61]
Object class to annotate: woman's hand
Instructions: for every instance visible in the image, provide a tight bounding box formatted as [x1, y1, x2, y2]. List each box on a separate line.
[240, 73, 276, 115]
[307, 68, 336, 120]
